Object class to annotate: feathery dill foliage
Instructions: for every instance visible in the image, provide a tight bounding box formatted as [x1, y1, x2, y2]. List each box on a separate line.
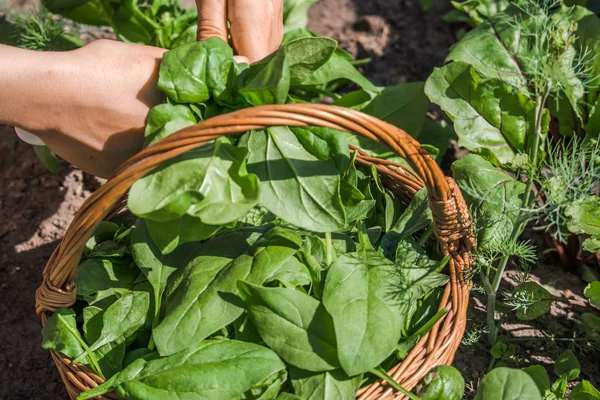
[9, 8, 71, 51]
[533, 138, 600, 243]
[510, 0, 598, 98]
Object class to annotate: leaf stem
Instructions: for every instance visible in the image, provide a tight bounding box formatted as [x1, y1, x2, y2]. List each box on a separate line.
[416, 224, 434, 248]
[369, 367, 421, 400]
[325, 231, 333, 266]
[56, 313, 103, 378]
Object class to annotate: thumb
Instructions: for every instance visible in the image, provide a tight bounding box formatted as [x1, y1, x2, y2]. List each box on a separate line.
[196, 0, 228, 42]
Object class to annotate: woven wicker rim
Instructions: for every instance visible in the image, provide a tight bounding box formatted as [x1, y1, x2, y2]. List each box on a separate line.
[35, 104, 474, 400]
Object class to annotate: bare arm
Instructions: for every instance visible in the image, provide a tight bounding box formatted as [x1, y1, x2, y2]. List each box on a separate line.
[0, 41, 166, 178]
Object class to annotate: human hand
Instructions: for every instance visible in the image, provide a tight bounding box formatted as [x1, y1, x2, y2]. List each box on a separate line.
[0, 40, 166, 178]
[195, 0, 284, 64]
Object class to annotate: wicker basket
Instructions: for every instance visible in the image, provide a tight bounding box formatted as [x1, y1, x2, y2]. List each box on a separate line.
[36, 104, 474, 400]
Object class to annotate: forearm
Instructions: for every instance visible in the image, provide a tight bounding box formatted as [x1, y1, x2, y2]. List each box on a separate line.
[0, 44, 70, 130]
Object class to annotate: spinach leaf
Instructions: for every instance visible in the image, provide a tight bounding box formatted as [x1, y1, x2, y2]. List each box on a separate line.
[265, 256, 312, 288]
[393, 240, 449, 302]
[78, 340, 286, 400]
[322, 252, 409, 376]
[144, 103, 196, 147]
[284, 37, 337, 85]
[554, 349, 581, 381]
[417, 365, 465, 400]
[445, 9, 529, 89]
[83, 221, 120, 255]
[82, 306, 126, 378]
[474, 367, 542, 400]
[74, 258, 139, 305]
[42, 308, 90, 362]
[239, 282, 340, 372]
[131, 220, 193, 322]
[289, 367, 360, 400]
[425, 62, 547, 165]
[245, 126, 346, 232]
[128, 137, 260, 235]
[87, 291, 150, 353]
[154, 227, 302, 356]
[158, 38, 234, 104]
[238, 48, 291, 105]
[113, 0, 158, 44]
[380, 188, 432, 259]
[282, 30, 378, 92]
[451, 154, 527, 250]
[145, 215, 220, 255]
[283, 0, 320, 32]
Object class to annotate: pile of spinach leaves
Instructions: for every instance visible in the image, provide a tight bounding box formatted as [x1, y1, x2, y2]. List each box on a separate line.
[41, 30, 455, 400]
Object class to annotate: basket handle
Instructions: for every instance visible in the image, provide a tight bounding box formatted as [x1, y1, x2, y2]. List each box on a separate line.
[36, 104, 473, 314]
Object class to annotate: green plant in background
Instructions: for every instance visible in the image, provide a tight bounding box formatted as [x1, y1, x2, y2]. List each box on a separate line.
[425, 0, 600, 347]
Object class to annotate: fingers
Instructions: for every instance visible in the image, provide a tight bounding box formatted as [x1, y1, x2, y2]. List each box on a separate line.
[229, 0, 284, 63]
[196, 0, 228, 42]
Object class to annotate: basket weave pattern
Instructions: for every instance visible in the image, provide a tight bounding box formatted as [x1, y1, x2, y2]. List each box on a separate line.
[35, 104, 474, 400]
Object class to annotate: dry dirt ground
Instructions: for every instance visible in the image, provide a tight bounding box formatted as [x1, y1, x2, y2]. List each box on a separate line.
[0, 1, 598, 399]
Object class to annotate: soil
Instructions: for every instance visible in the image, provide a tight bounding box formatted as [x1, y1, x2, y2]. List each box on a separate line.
[1, 1, 598, 399]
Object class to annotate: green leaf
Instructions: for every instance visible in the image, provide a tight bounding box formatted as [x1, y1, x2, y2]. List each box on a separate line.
[128, 137, 260, 228]
[144, 103, 196, 147]
[283, 0, 320, 32]
[245, 126, 347, 232]
[84, 221, 120, 255]
[322, 252, 409, 376]
[361, 83, 429, 137]
[392, 241, 449, 302]
[452, 154, 527, 250]
[33, 146, 60, 173]
[130, 219, 193, 320]
[565, 196, 600, 236]
[123, 348, 158, 368]
[239, 282, 340, 372]
[585, 281, 600, 308]
[74, 259, 140, 305]
[522, 365, 550, 394]
[512, 282, 561, 321]
[238, 47, 290, 105]
[82, 306, 126, 378]
[88, 291, 150, 352]
[425, 62, 544, 165]
[284, 37, 337, 85]
[474, 368, 542, 400]
[145, 215, 220, 255]
[44, 0, 112, 26]
[552, 375, 568, 398]
[283, 30, 377, 92]
[571, 380, 600, 400]
[113, 0, 158, 44]
[158, 38, 234, 103]
[42, 308, 89, 361]
[266, 256, 312, 288]
[289, 367, 360, 399]
[450, 0, 510, 26]
[154, 227, 302, 356]
[554, 349, 580, 381]
[445, 11, 527, 88]
[582, 238, 600, 253]
[417, 365, 465, 400]
[582, 312, 600, 336]
[381, 188, 432, 258]
[78, 340, 286, 400]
